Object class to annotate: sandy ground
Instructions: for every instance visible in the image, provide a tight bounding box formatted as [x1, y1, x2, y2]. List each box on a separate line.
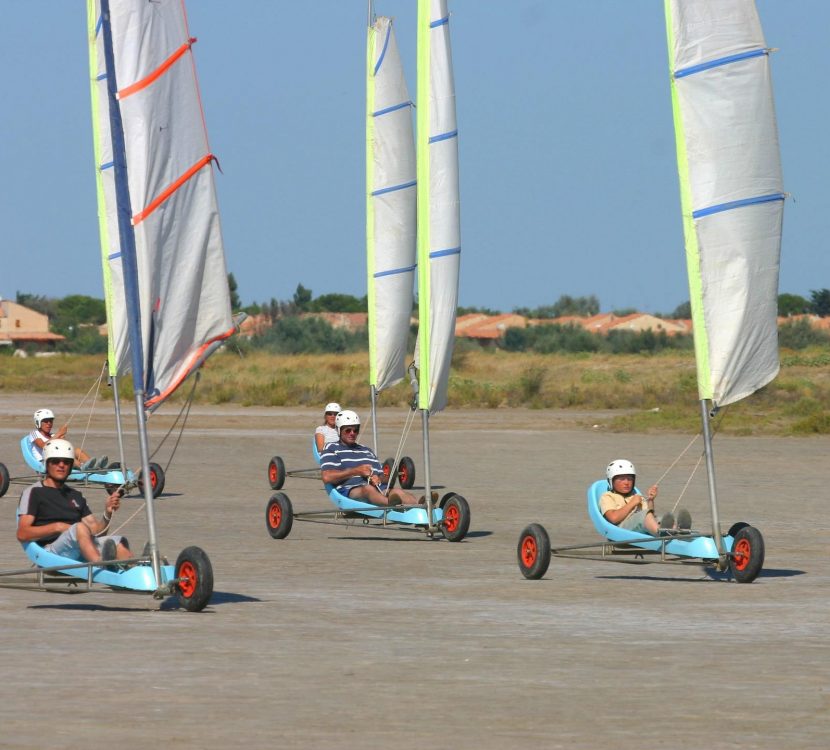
[0, 395, 828, 749]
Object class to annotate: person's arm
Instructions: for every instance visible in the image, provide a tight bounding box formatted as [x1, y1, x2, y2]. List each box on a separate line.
[16, 514, 69, 542]
[315, 432, 325, 452]
[55, 424, 68, 439]
[81, 490, 122, 535]
[32, 434, 48, 450]
[603, 495, 645, 526]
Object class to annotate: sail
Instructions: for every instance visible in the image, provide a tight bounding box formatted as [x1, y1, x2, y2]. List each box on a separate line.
[367, 16, 417, 393]
[88, 0, 234, 411]
[416, 0, 461, 413]
[665, 0, 784, 408]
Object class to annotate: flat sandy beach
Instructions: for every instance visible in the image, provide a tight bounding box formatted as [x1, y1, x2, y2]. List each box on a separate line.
[1, 395, 827, 749]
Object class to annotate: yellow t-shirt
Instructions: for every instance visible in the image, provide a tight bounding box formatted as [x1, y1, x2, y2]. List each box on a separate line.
[599, 490, 645, 518]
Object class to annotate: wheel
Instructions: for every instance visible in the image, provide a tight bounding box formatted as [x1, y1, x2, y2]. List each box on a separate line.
[266, 492, 294, 539]
[267, 455, 286, 490]
[517, 524, 551, 580]
[729, 526, 765, 583]
[0, 462, 9, 498]
[174, 546, 214, 612]
[441, 494, 470, 542]
[137, 462, 165, 498]
[398, 456, 416, 489]
[727, 521, 749, 538]
[381, 457, 396, 489]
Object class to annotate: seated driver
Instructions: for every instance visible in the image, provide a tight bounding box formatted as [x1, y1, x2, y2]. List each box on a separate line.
[17, 438, 132, 566]
[30, 408, 107, 471]
[600, 459, 691, 536]
[319, 410, 421, 507]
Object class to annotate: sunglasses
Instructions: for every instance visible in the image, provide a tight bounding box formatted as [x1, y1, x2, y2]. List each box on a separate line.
[48, 458, 73, 465]
[325, 411, 338, 415]
[341, 427, 360, 435]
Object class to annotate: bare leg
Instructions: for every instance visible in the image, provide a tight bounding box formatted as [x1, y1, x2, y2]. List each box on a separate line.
[75, 523, 103, 562]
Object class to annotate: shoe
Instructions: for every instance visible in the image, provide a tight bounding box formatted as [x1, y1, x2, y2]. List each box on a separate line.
[677, 509, 692, 530]
[660, 512, 675, 530]
[100, 538, 118, 571]
[81, 458, 97, 471]
[97, 456, 109, 470]
[386, 491, 404, 506]
[107, 461, 120, 471]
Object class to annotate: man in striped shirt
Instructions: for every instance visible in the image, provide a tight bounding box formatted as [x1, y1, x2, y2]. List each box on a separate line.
[320, 410, 418, 507]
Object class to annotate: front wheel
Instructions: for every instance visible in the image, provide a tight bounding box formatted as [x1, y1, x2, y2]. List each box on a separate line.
[266, 492, 294, 539]
[0, 462, 9, 498]
[138, 462, 165, 498]
[174, 546, 214, 612]
[268, 456, 286, 490]
[517, 524, 551, 580]
[729, 526, 764, 583]
[441, 494, 470, 542]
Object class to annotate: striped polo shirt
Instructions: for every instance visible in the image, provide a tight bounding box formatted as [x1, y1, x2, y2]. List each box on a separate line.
[320, 440, 383, 494]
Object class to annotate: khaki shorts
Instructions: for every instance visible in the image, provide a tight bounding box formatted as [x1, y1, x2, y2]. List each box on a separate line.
[46, 523, 126, 560]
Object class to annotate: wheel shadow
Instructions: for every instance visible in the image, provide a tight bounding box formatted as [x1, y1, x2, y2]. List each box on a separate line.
[27, 590, 261, 612]
[594, 567, 806, 583]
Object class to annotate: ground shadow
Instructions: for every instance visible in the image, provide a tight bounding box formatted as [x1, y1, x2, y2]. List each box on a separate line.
[595, 567, 806, 583]
[28, 590, 261, 612]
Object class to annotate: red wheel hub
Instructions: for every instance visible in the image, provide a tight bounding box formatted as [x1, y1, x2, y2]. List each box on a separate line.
[269, 463, 278, 483]
[269, 504, 282, 529]
[178, 561, 197, 597]
[733, 538, 751, 571]
[521, 536, 537, 567]
[445, 504, 459, 532]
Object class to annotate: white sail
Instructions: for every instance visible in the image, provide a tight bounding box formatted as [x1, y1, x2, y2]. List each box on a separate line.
[88, 0, 234, 411]
[665, 0, 784, 407]
[367, 16, 416, 394]
[416, 0, 460, 413]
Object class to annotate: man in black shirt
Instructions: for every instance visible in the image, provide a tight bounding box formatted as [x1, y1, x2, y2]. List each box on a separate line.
[17, 439, 131, 564]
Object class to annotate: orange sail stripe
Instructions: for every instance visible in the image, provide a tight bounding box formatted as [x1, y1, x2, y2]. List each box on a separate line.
[118, 38, 196, 100]
[144, 323, 237, 411]
[132, 154, 214, 225]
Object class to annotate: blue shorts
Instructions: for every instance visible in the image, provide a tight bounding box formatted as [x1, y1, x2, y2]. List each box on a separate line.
[343, 483, 389, 497]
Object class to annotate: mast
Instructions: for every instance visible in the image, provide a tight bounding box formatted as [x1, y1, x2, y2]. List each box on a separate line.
[416, 0, 460, 527]
[665, 0, 784, 558]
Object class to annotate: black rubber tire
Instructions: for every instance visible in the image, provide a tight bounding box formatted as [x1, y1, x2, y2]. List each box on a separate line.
[0, 462, 9, 498]
[267, 455, 286, 490]
[381, 458, 396, 489]
[266, 492, 294, 539]
[727, 521, 750, 538]
[729, 526, 765, 583]
[138, 462, 165, 498]
[174, 546, 214, 612]
[398, 456, 416, 489]
[517, 524, 551, 580]
[441, 494, 470, 542]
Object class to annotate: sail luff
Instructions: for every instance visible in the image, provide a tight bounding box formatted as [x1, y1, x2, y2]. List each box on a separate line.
[665, 0, 784, 408]
[367, 16, 416, 393]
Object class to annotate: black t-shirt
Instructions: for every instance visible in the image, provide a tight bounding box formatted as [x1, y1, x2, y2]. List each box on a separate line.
[18, 482, 92, 544]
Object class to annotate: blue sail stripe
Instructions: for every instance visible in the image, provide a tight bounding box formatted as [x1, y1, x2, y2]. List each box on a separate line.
[430, 247, 461, 259]
[108, 252, 122, 261]
[97, 73, 107, 81]
[95, 14, 103, 37]
[430, 16, 449, 29]
[373, 21, 392, 76]
[373, 101, 412, 117]
[100, 161, 115, 171]
[372, 180, 417, 197]
[374, 263, 417, 279]
[692, 193, 785, 219]
[429, 130, 458, 144]
[675, 48, 766, 79]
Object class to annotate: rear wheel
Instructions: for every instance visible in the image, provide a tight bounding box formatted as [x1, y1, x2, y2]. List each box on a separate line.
[382, 458, 396, 489]
[267, 456, 286, 490]
[174, 546, 213, 612]
[727, 521, 749, 538]
[137, 462, 165, 498]
[0, 462, 9, 498]
[266, 492, 294, 539]
[398, 456, 416, 489]
[441, 494, 470, 542]
[730, 526, 764, 583]
[518, 524, 551, 580]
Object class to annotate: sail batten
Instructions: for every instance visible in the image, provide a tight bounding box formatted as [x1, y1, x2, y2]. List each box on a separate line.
[665, 0, 783, 408]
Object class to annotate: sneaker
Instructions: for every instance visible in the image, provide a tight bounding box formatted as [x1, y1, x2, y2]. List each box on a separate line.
[96, 456, 109, 471]
[418, 491, 440, 505]
[81, 458, 97, 471]
[100, 538, 118, 571]
[677, 509, 692, 530]
[386, 491, 404, 506]
[107, 461, 120, 471]
[660, 512, 675, 530]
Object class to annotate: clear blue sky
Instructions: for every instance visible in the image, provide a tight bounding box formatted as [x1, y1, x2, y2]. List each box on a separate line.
[1, 1, 826, 316]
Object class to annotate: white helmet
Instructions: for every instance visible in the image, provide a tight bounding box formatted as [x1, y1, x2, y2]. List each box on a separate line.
[324, 402, 342, 414]
[34, 409, 55, 429]
[335, 410, 360, 433]
[43, 438, 74, 464]
[606, 459, 636, 486]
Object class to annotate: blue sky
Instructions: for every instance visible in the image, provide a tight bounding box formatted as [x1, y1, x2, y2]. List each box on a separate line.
[1, 1, 826, 316]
